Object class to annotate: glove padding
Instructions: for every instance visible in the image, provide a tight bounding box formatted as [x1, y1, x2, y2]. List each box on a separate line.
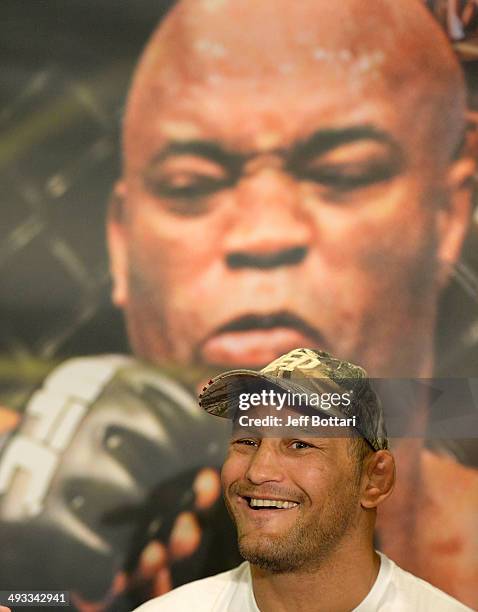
[0, 356, 233, 603]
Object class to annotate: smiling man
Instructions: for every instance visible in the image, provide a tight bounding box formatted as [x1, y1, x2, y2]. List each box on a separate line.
[135, 348, 471, 611]
[108, 0, 478, 602]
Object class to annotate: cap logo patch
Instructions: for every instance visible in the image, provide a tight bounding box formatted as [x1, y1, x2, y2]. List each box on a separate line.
[261, 348, 321, 375]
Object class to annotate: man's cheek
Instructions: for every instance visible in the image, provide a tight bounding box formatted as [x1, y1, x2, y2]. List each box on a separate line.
[220, 469, 232, 500]
[221, 454, 244, 489]
[129, 224, 211, 285]
[332, 215, 430, 273]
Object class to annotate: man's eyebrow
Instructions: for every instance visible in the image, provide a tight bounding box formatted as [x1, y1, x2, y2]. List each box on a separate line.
[145, 127, 403, 180]
[147, 140, 244, 167]
[289, 125, 403, 161]
[231, 427, 262, 438]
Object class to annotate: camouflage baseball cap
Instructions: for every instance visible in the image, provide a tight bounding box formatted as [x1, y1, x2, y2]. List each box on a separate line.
[199, 347, 388, 451]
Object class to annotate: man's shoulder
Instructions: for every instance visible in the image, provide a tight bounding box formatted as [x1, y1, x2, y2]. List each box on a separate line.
[386, 555, 473, 611]
[133, 562, 250, 612]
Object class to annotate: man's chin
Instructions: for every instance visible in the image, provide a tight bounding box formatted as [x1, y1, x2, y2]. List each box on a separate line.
[238, 536, 300, 573]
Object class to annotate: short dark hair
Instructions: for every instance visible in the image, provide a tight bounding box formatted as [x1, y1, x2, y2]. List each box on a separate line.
[349, 436, 373, 482]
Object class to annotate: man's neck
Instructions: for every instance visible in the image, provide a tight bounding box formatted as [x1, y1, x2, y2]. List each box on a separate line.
[250, 540, 380, 612]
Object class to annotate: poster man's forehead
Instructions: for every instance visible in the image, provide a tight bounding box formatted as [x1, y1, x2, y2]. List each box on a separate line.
[124, 0, 465, 170]
[133, 0, 458, 82]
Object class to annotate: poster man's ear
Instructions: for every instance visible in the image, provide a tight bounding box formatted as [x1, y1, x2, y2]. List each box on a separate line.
[107, 181, 129, 307]
[436, 155, 475, 288]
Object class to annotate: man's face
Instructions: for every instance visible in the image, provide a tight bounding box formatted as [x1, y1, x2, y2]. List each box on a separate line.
[109, 2, 469, 376]
[221, 416, 363, 571]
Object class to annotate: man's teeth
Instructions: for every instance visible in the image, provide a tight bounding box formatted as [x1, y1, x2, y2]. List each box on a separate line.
[249, 498, 298, 509]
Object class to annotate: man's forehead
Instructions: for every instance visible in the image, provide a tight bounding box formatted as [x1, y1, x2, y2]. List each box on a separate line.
[149, 87, 396, 153]
[124, 0, 464, 169]
[134, 0, 397, 99]
[231, 404, 355, 444]
[229, 428, 351, 457]
[132, 0, 454, 90]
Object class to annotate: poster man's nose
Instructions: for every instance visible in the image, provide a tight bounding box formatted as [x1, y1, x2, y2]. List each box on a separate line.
[224, 169, 311, 270]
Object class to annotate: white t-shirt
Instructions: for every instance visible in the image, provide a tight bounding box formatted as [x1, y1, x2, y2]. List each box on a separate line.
[134, 552, 473, 612]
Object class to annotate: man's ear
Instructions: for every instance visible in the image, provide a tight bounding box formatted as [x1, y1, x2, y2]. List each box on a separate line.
[107, 181, 129, 307]
[361, 450, 395, 509]
[436, 156, 475, 288]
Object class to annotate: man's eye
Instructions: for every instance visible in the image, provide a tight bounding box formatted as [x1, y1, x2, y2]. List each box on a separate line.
[287, 136, 404, 194]
[296, 160, 399, 191]
[289, 440, 313, 450]
[144, 156, 232, 199]
[233, 438, 258, 447]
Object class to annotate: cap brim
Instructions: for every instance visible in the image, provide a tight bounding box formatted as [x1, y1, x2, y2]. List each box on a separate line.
[199, 369, 346, 420]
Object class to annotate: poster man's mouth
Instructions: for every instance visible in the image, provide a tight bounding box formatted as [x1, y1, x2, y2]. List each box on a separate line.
[200, 312, 324, 367]
[213, 312, 322, 337]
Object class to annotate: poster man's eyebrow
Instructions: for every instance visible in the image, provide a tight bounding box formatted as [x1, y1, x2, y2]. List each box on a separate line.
[289, 125, 404, 161]
[143, 140, 245, 198]
[147, 140, 245, 167]
[144, 127, 404, 185]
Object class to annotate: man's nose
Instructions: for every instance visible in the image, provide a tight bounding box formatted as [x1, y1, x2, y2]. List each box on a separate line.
[245, 440, 284, 485]
[224, 169, 311, 270]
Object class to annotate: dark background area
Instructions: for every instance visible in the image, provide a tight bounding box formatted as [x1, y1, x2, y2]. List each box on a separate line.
[1, 1, 175, 400]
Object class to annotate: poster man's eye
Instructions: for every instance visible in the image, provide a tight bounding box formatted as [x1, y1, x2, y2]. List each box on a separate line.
[145, 155, 231, 198]
[287, 136, 404, 195]
[298, 158, 400, 190]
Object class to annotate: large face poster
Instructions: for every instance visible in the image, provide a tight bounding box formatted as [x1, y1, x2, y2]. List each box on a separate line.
[1, 1, 478, 610]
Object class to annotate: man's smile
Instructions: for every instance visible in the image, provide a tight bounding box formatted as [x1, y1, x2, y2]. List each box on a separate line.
[230, 487, 303, 519]
[247, 497, 299, 510]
